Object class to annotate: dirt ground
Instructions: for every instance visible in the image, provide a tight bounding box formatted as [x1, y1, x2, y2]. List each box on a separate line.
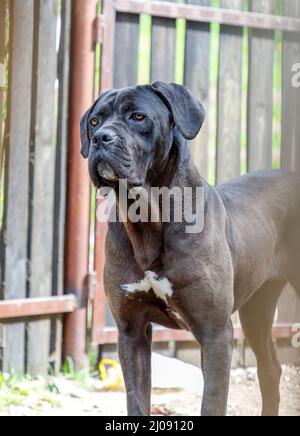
[0, 365, 299, 416]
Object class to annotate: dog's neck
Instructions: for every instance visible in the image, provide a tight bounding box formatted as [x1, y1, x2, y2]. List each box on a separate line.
[116, 130, 204, 272]
[149, 128, 201, 189]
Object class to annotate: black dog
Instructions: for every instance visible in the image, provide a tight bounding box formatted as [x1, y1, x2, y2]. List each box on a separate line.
[81, 82, 300, 416]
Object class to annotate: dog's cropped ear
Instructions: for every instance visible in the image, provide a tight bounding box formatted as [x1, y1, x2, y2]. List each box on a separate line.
[80, 107, 92, 159]
[151, 81, 206, 140]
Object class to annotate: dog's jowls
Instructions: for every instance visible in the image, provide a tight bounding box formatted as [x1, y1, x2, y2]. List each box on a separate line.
[81, 82, 300, 416]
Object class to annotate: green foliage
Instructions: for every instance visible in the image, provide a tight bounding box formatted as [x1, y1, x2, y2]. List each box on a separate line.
[0, 373, 37, 410]
[62, 357, 93, 386]
[0, 371, 64, 412]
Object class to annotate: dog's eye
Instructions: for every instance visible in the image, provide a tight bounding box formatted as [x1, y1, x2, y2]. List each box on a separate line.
[131, 113, 146, 122]
[90, 118, 99, 127]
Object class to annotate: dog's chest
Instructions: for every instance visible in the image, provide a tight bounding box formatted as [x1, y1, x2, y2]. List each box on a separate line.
[121, 271, 173, 302]
[121, 271, 187, 328]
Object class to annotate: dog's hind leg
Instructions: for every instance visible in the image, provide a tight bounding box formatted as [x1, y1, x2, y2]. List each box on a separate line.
[239, 280, 285, 416]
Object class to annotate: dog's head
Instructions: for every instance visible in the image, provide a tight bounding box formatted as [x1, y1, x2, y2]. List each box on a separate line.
[80, 82, 206, 188]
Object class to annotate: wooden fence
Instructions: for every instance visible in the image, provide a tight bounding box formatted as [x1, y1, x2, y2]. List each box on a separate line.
[0, 0, 299, 376]
[0, 0, 72, 375]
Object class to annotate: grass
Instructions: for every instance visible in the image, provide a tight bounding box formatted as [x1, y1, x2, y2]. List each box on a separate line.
[0, 372, 60, 411]
[0, 360, 98, 412]
[0, 373, 30, 409]
[0, 371, 89, 411]
[62, 357, 95, 386]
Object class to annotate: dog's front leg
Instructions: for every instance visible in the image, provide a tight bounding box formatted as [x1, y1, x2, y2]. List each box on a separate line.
[118, 322, 152, 416]
[198, 320, 233, 416]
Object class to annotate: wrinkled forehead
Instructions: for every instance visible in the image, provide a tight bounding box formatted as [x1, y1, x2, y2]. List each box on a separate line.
[91, 86, 168, 117]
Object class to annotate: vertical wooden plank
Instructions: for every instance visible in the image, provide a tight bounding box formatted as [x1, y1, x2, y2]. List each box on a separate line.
[216, 0, 243, 184]
[51, 0, 71, 373]
[216, 1, 243, 344]
[247, 0, 275, 172]
[1, 0, 34, 373]
[278, 0, 300, 364]
[216, 0, 243, 329]
[0, 0, 5, 144]
[184, 0, 211, 178]
[114, 12, 139, 88]
[0, 2, 6, 359]
[27, 0, 57, 376]
[151, 0, 176, 83]
[281, 0, 300, 172]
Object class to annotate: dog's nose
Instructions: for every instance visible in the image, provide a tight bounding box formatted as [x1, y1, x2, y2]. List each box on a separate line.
[92, 129, 116, 146]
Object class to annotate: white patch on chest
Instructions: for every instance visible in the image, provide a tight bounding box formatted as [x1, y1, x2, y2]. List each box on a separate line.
[121, 271, 173, 303]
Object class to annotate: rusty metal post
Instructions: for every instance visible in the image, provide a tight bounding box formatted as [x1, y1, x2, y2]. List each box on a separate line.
[64, 0, 98, 368]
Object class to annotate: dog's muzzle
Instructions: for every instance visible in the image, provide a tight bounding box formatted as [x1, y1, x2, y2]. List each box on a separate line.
[88, 149, 119, 188]
[97, 160, 118, 182]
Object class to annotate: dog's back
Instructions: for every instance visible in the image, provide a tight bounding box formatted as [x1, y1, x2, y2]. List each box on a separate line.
[217, 169, 300, 297]
[217, 169, 300, 231]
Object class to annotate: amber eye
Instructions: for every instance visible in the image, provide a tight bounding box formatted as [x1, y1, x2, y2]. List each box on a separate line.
[131, 113, 146, 122]
[90, 118, 99, 127]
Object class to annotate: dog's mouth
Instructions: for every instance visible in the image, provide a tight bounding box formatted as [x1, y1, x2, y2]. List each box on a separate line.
[97, 161, 119, 182]
[88, 155, 119, 189]
[89, 153, 144, 190]
[94, 161, 120, 190]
